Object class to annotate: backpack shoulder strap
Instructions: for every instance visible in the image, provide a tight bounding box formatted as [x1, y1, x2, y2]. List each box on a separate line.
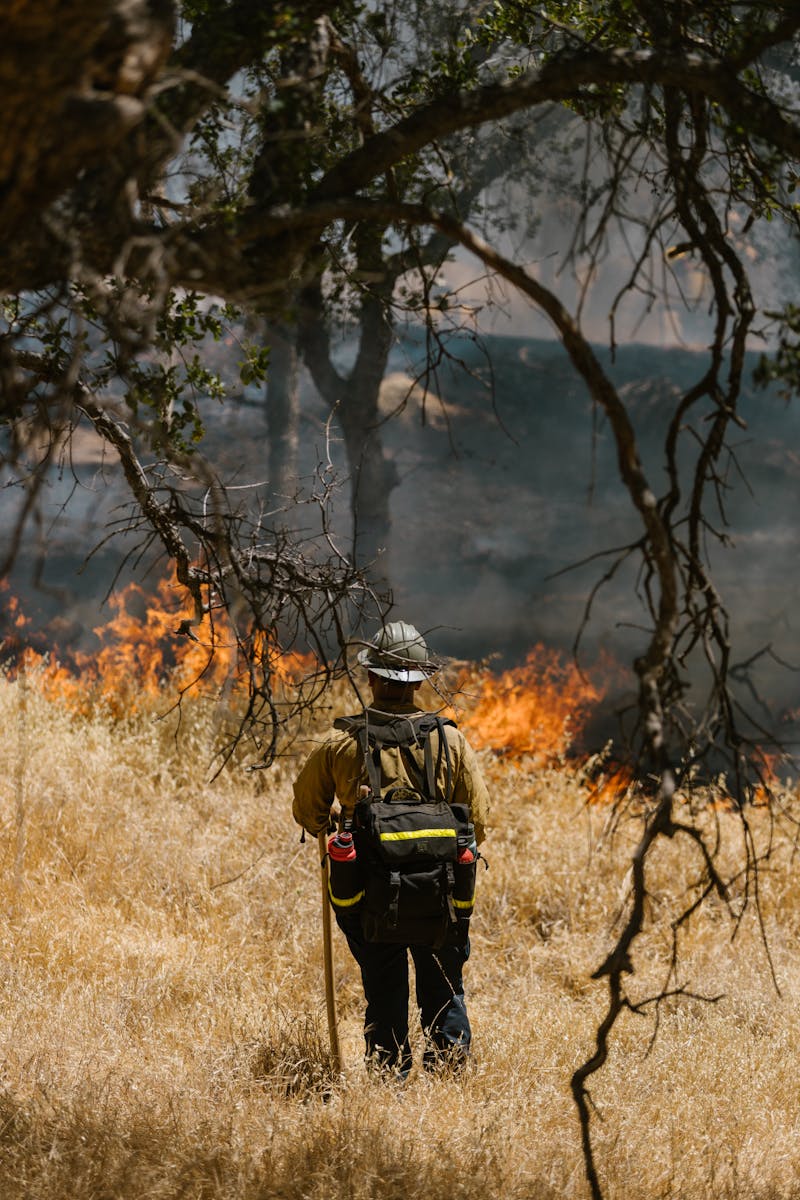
[422, 715, 455, 803]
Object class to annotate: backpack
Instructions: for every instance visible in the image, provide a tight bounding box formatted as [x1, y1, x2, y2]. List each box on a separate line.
[332, 712, 477, 948]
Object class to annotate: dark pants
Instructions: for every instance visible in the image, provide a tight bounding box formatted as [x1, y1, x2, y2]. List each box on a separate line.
[336, 913, 471, 1076]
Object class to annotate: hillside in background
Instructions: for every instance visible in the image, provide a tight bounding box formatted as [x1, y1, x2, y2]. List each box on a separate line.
[375, 334, 800, 666]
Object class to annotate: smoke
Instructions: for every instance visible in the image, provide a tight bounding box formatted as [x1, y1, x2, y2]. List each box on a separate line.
[434, 122, 800, 352]
[379, 333, 800, 755]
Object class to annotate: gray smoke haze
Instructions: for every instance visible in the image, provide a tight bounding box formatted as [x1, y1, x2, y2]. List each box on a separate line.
[376, 335, 800, 756]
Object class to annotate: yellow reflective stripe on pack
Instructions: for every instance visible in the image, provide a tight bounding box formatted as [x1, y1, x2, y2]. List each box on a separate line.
[379, 828, 456, 841]
[328, 880, 364, 907]
[453, 894, 475, 909]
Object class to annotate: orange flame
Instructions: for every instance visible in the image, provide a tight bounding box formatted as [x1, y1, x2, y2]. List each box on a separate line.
[460, 645, 605, 767]
[2, 574, 314, 717]
[751, 750, 781, 806]
[458, 647, 640, 802]
[586, 763, 635, 805]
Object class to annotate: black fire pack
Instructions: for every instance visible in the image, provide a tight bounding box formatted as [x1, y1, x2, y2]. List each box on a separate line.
[332, 713, 477, 948]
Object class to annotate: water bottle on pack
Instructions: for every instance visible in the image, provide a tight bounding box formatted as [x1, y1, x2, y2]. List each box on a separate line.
[453, 822, 478, 920]
[328, 830, 357, 863]
[457, 834, 477, 863]
[326, 826, 364, 913]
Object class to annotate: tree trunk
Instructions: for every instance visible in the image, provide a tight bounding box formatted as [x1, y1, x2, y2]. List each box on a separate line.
[298, 267, 398, 581]
[264, 324, 300, 504]
[338, 403, 398, 575]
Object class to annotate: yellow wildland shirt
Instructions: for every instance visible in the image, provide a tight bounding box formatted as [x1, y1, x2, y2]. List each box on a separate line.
[292, 702, 490, 844]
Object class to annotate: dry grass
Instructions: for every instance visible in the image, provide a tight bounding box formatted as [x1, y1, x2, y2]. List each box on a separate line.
[1, 671, 800, 1199]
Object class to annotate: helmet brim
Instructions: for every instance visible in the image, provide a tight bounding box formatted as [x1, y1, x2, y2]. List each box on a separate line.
[357, 646, 434, 683]
[363, 663, 431, 683]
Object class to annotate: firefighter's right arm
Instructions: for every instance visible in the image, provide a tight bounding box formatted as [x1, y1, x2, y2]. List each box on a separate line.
[452, 736, 490, 846]
[292, 743, 335, 834]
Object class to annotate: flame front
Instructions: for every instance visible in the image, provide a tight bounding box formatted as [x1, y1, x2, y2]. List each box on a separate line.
[4, 585, 786, 806]
[460, 645, 604, 766]
[2, 574, 313, 716]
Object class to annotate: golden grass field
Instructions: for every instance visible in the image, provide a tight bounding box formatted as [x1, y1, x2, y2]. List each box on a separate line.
[1, 669, 800, 1200]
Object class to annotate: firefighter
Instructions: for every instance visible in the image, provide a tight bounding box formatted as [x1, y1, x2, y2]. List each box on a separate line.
[292, 620, 490, 1077]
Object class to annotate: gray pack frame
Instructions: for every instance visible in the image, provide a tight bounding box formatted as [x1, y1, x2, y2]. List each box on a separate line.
[332, 712, 457, 804]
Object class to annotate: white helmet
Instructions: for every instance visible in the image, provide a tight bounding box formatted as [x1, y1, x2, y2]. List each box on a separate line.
[357, 620, 436, 683]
